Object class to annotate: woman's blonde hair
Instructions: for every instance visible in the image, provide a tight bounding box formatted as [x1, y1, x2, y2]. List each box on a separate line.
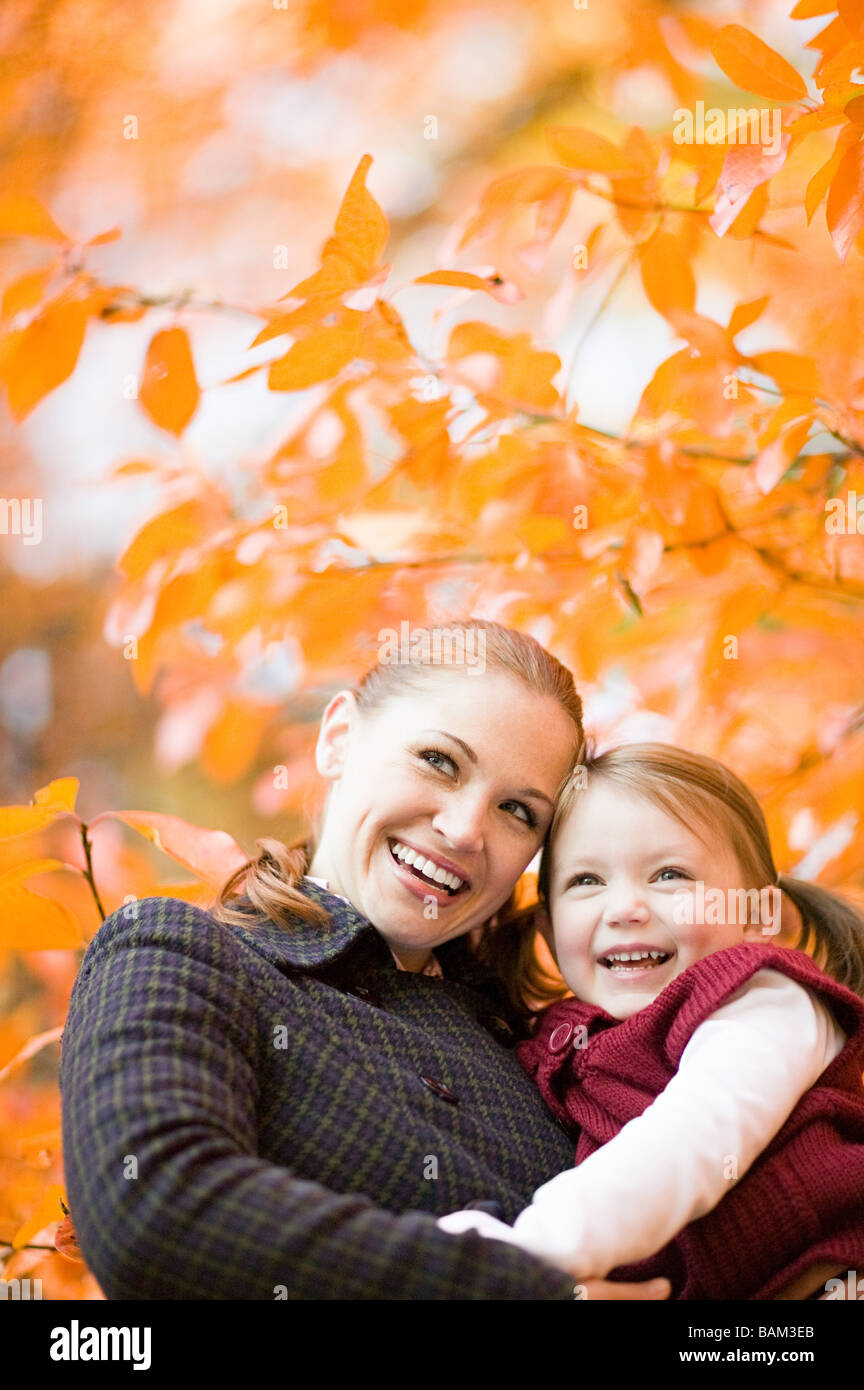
[534, 740, 864, 998]
[210, 620, 584, 1011]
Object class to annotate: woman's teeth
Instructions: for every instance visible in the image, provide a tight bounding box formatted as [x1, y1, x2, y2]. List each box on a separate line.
[600, 950, 670, 971]
[389, 839, 467, 894]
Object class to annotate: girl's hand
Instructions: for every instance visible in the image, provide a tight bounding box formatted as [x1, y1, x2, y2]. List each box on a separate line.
[437, 1210, 672, 1299]
[437, 1208, 524, 1243]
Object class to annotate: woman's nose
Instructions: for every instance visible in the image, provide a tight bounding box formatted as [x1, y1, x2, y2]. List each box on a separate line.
[432, 795, 486, 852]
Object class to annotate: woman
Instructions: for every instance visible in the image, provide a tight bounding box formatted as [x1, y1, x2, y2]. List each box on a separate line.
[59, 619, 671, 1300]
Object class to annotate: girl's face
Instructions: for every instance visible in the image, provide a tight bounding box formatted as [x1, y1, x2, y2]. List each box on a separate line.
[546, 781, 769, 1019]
[309, 669, 578, 967]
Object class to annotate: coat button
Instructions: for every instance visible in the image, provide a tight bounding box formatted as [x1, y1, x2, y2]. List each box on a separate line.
[464, 1199, 506, 1219]
[350, 982, 380, 1005]
[419, 1074, 459, 1104]
[549, 1022, 573, 1052]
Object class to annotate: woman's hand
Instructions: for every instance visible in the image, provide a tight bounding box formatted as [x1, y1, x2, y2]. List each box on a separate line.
[578, 1277, 671, 1300]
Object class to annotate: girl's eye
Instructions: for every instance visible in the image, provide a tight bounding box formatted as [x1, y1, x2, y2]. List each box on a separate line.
[655, 866, 690, 882]
[567, 872, 601, 888]
[500, 799, 538, 829]
[419, 747, 457, 776]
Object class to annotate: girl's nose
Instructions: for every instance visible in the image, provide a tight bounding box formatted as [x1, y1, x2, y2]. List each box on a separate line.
[431, 795, 486, 853]
[603, 888, 650, 926]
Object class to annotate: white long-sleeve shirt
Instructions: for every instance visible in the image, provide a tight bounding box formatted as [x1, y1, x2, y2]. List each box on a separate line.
[438, 969, 847, 1279]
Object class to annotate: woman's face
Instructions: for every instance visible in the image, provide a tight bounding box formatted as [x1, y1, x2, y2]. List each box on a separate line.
[309, 668, 578, 965]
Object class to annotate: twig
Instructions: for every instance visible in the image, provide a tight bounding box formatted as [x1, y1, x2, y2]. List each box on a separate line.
[79, 824, 106, 921]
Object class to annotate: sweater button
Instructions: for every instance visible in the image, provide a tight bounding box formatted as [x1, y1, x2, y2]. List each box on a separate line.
[419, 1074, 459, 1104]
[549, 1023, 573, 1052]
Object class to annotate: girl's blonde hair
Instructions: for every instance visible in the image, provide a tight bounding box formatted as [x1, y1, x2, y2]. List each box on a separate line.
[210, 620, 584, 1016]
[534, 740, 864, 998]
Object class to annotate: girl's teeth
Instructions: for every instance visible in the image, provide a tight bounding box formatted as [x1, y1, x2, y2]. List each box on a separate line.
[603, 950, 669, 969]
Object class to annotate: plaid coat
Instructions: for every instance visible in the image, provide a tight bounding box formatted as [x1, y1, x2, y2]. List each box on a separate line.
[59, 883, 577, 1300]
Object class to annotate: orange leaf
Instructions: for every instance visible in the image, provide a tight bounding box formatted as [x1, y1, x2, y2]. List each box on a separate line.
[10, 1182, 66, 1249]
[710, 137, 789, 238]
[85, 225, 122, 248]
[116, 498, 208, 581]
[34, 777, 79, 813]
[710, 25, 808, 102]
[249, 298, 343, 349]
[333, 153, 389, 278]
[838, 0, 864, 39]
[0, 192, 68, 241]
[752, 415, 814, 493]
[0, 1026, 64, 1086]
[804, 125, 859, 224]
[728, 296, 770, 338]
[789, 1, 836, 15]
[288, 154, 388, 299]
[0, 778, 79, 838]
[268, 315, 363, 391]
[414, 270, 522, 302]
[726, 181, 770, 239]
[0, 858, 69, 890]
[547, 126, 636, 175]
[0, 297, 88, 420]
[638, 231, 696, 317]
[757, 394, 817, 446]
[54, 1214, 85, 1264]
[139, 327, 200, 435]
[826, 136, 864, 262]
[748, 352, 819, 395]
[447, 321, 506, 361]
[95, 811, 248, 885]
[1, 268, 51, 319]
[0, 886, 83, 950]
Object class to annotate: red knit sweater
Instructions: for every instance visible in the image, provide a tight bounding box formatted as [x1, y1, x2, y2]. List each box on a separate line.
[517, 942, 864, 1300]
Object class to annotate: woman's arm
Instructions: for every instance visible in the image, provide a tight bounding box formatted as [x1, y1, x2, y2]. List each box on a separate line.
[439, 969, 846, 1279]
[59, 903, 593, 1301]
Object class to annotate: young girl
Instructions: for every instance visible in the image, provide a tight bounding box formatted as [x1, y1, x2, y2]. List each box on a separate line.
[438, 743, 864, 1300]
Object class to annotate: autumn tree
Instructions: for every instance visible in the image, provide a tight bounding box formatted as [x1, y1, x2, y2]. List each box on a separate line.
[1, 0, 864, 1296]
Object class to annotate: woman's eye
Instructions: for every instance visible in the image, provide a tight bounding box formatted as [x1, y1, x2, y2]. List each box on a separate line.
[418, 747, 457, 776]
[500, 799, 537, 829]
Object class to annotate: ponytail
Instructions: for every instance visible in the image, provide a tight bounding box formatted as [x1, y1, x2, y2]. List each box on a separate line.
[777, 874, 864, 998]
[210, 836, 329, 929]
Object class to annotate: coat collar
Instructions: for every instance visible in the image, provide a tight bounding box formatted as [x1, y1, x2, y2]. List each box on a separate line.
[224, 878, 503, 993]
[226, 879, 388, 971]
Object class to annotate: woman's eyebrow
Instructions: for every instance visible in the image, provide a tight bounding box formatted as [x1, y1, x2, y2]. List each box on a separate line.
[417, 728, 554, 806]
[418, 728, 478, 763]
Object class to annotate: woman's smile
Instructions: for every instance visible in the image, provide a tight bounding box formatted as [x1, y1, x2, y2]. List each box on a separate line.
[387, 836, 471, 901]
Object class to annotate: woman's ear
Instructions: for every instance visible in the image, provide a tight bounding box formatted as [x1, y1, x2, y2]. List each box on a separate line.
[315, 690, 358, 781]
